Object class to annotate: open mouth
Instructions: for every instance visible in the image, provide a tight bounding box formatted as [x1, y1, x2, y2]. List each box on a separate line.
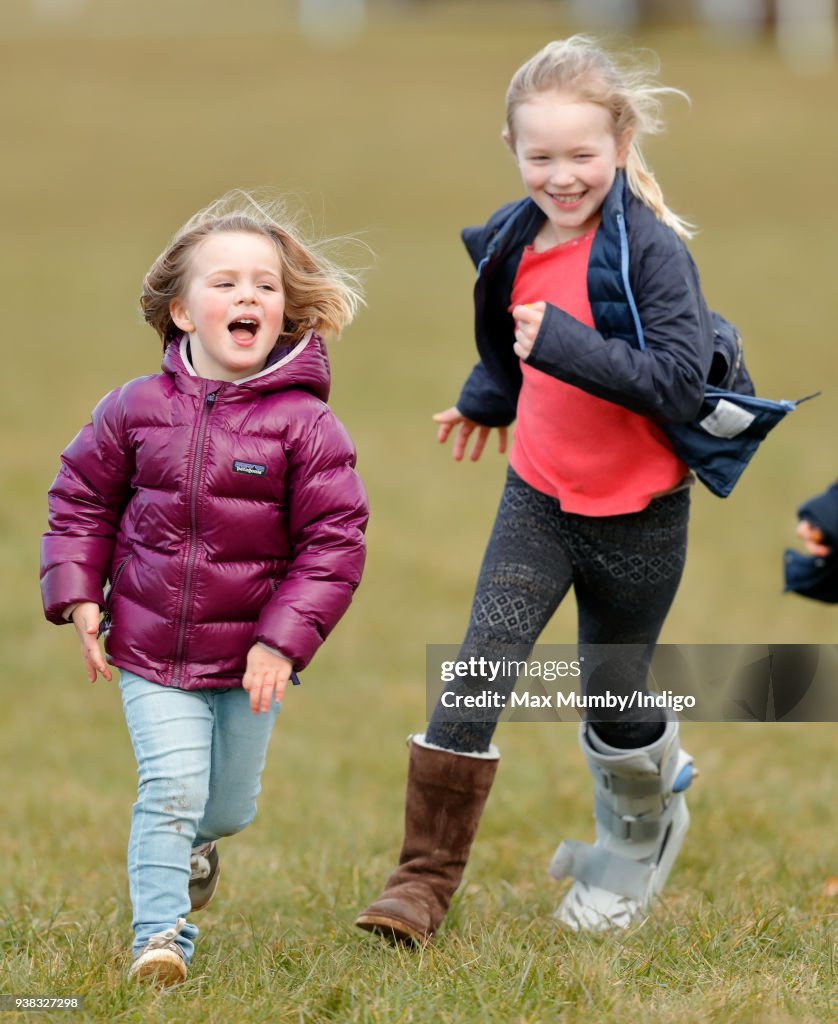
[228, 318, 259, 341]
[550, 191, 587, 206]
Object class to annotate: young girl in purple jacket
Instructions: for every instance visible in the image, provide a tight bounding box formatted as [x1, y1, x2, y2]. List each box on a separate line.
[40, 191, 369, 984]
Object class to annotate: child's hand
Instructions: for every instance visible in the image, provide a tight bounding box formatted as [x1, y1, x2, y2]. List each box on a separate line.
[511, 301, 546, 360]
[243, 644, 293, 714]
[796, 520, 832, 557]
[71, 602, 113, 683]
[433, 407, 507, 462]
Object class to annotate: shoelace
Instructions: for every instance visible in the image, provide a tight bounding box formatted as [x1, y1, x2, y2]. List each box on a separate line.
[144, 917, 186, 951]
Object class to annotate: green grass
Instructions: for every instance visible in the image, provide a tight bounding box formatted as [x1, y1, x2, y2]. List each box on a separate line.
[3, 4, 838, 1021]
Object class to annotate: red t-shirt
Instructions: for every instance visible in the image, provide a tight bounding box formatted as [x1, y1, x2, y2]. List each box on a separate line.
[508, 230, 688, 516]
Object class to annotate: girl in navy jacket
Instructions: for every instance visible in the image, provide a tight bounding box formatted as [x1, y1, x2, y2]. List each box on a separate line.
[357, 36, 713, 942]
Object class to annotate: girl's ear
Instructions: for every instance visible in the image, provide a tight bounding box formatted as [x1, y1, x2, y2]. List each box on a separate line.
[169, 298, 194, 333]
[501, 128, 516, 156]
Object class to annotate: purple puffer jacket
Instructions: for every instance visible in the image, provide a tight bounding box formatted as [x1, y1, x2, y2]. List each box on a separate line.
[41, 331, 368, 689]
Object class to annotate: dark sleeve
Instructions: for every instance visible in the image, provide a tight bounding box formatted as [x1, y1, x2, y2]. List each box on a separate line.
[523, 247, 714, 424]
[798, 481, 838, 545]
[455, 361, 518, 427]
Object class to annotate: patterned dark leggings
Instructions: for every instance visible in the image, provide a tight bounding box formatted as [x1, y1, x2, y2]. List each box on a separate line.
[426, 467, 691, 753]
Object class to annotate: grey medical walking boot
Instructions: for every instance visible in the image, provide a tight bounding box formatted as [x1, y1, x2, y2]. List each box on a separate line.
[550, 712, 695, 932]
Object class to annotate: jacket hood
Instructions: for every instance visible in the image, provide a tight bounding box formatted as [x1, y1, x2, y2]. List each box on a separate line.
[162, 329, 331, 403]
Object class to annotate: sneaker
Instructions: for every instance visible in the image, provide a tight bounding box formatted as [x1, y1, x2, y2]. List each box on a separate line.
[190, 841, 220, 912]
[128, 918, 187, 985]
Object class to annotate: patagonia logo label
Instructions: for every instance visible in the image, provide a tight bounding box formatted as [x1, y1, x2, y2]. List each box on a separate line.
[232, 460, 268, 476]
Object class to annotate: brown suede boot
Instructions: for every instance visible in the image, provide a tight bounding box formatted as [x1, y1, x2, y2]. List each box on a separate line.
[355, 735, 499, 944]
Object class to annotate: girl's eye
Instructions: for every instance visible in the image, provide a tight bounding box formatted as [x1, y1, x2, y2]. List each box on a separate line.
[258, 284, 276, 291]
[214, 282, 233, 288]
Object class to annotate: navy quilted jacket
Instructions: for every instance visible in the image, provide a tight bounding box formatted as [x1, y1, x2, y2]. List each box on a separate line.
[456, 171, 715, 429]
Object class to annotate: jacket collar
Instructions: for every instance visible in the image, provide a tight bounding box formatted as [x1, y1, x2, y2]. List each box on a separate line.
[478, 170, 629, 269]
[161, 329, 331, 403]
[601, 168, 629, 228]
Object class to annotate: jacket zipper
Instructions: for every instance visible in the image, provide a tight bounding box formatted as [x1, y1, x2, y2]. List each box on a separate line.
[616, 211, 646, 352]
[172, 386, 219, 683]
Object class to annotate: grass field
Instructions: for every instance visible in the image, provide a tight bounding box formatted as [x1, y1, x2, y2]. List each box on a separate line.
[2, 3, 838, 1021]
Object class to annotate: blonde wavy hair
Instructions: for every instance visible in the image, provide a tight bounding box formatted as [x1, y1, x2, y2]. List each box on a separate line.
[141, 189, 365, 347]
[504, 36, 693, 240]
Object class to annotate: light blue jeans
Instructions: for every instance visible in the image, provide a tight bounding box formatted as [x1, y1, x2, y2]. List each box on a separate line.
[119, 670, 280, 963]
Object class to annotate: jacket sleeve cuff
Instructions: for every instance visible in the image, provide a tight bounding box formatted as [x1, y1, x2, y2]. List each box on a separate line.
[798, 482, 838, 544]
[255, 603, 327, 673]
[456, 362, 517, 427]
[41, 555, 106, 626]
[527, 302, 593, 374]
[256, 641, 292, 662]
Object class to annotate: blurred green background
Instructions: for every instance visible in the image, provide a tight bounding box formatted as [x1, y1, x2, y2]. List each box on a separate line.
[2, 2, 837, 1019]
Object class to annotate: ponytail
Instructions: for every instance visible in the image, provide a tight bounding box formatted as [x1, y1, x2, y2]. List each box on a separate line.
[624, 145, 694, 240]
